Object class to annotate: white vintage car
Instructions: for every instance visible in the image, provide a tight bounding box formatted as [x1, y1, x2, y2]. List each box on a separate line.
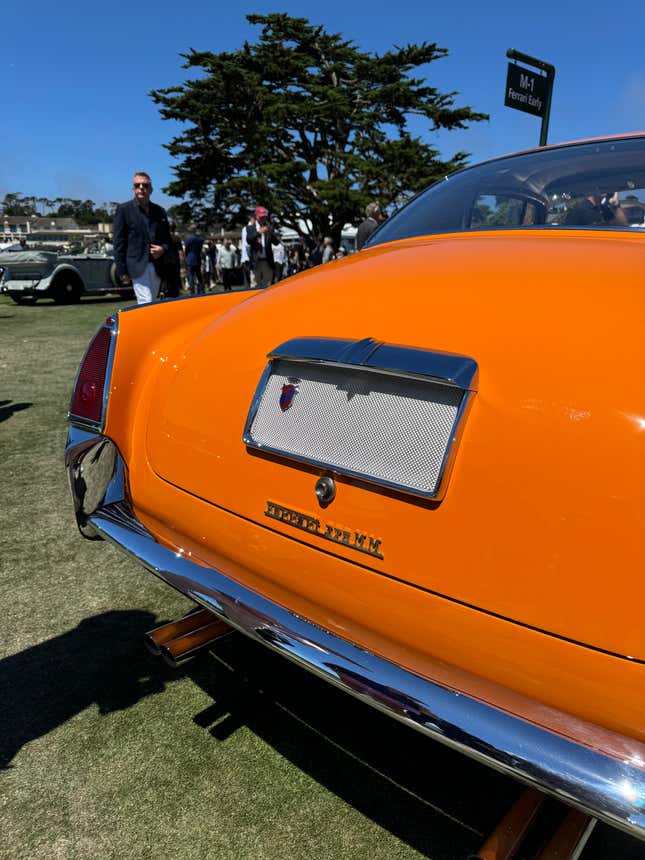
[0, 250, 129, 304]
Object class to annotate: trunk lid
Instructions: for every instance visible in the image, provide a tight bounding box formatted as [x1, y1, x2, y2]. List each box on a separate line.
[146, 232, 645, 660]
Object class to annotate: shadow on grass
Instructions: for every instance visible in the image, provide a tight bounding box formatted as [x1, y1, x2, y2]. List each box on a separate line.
[0, 610, 179, 770]
[181, 634, 519, 859]
[3, 614, 635, 857]
[0, 399, 32, 423]
[181, 639, 644, 859]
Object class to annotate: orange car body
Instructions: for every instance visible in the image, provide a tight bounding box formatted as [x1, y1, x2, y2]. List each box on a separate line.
[66, 135, 645, 838]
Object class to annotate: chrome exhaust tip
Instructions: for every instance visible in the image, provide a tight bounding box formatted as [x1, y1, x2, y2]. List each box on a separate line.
[144, 608, 215, 655]
[160, 619, 232, 668]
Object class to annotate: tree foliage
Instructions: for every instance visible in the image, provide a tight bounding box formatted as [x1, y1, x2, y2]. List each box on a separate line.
[1, 193, 38, 217]
[151, 13, 487, 241]
[0, 194, 116, 224]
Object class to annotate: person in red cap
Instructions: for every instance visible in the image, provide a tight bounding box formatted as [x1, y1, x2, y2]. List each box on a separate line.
[246, 206, 281, 288]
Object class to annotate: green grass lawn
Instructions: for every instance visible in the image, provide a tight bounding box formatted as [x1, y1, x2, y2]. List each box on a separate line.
[0, 295, 641, 860]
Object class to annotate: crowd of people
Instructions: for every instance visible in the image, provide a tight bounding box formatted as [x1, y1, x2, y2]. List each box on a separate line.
[174, 210, 294, 297]
[113, 172, 383, 305]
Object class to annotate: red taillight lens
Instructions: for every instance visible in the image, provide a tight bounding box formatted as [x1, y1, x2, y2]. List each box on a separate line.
[69, 325, 113, 426]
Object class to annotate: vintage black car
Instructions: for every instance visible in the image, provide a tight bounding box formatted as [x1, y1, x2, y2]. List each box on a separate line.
[0, 250, 129, 304]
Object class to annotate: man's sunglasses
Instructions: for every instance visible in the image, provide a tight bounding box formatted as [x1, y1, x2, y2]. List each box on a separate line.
[133, 182, 151, 189]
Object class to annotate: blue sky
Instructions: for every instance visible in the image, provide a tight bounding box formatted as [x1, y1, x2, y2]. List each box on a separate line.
[3, 0, 645, 209]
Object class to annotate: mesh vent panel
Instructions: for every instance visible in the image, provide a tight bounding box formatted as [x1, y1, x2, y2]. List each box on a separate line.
[248, 359, 463, 494]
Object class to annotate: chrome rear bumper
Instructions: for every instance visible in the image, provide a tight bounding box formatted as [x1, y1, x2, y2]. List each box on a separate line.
[65, 426, 645, 841]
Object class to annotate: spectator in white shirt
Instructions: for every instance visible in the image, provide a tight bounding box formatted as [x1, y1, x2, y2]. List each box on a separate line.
[218, 238, 237, 291]
[322, 236, 335, 263]
[240, 214, 256, 288]
[272, 240, 286, 282]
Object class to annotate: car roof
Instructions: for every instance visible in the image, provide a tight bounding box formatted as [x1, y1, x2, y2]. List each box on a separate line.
[476, 132, 645, 170]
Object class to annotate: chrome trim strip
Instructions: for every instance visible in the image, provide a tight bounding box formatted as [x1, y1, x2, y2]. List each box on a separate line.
[97, 511, 645, 840]
[268, 337, 478, 390]
[65, 427, 125, 537]
[367, 343, 478, 390]
[434, 388, 475, 495]
[67, 313, 118, 432]
[244, 337, 478, 499]
[243, 435, 456, 501]
[64, 431, 645, 841]
[336, 337, 383, 366]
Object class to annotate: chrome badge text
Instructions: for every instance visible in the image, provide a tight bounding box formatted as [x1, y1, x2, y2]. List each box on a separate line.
[265, 501, 383, 559]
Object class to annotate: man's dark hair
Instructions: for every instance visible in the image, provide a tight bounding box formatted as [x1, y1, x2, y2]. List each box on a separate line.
[133, 170, 152, 181]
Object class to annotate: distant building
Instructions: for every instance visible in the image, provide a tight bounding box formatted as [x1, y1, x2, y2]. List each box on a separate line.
[0, 216, 104, 248]
[0, 216, 30, 242]
[29, 217, 93, 247]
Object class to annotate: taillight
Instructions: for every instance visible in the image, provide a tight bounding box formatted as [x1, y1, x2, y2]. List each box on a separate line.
[68, 317, 117, 429]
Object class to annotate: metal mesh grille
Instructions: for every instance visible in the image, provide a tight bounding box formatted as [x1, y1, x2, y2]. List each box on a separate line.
[248, 359, 464, 494]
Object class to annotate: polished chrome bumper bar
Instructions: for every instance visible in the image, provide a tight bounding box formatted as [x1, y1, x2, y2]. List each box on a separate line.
[65, 427, 645, 840]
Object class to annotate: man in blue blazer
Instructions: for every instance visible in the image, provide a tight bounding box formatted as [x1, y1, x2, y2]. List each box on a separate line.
[183, 228, 204, 295]
[113, 171, 171, 304]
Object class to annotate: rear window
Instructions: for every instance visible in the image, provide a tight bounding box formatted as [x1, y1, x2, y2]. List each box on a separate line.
[367, 137, 645, 246]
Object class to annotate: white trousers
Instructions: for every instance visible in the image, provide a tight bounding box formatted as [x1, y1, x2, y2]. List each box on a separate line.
[133, 262, 161, 305]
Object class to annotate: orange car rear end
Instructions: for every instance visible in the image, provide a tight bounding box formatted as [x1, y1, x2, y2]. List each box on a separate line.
[66, 134, 645, 840]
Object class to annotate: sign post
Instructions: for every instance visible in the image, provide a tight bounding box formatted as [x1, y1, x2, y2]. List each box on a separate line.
[505, 49, 555, 147]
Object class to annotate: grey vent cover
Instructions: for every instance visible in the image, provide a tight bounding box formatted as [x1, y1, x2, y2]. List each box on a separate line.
[244, 338, 477, 499]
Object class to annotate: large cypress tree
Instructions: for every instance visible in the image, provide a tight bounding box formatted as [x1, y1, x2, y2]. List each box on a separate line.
[151, 13, 487, 242]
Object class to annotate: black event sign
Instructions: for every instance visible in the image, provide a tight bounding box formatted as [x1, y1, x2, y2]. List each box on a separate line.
[504, 63, 548, 118]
